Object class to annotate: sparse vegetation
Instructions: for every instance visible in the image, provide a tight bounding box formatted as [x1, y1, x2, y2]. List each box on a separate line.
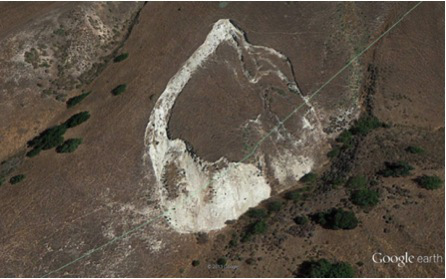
[350, 188, 380, 207]
[314, 208, 358, 230]
[56, 138, 83, 153]
[10, 174, 25, 185]
[111, 84, 127, 96]
[0, 176, 5, 186]
[65, 111, 90, 128]
[379, 161, 414, 177]
[191, 260, 200, 267]
[415, 175, 443, 190]
[66, 92, 90, 108]
[114, 52, 129, 62]
[298, 259, 355, 278]
[406, 145, 424, 154]
[327, 146, 340, 158]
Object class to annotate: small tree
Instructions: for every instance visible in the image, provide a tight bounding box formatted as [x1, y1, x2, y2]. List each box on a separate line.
[10, 174, 25, 185]
[300, 172, 317, 185]
[111, 84, 127, 96]
[379, 161, 413, 177]
[298, 259, 355, 278]
[56, 138, 83, 153]
[350, 188, 380, 207]
[28, 124, 68, 152]
[191, 260, 200, 267]
[285, 190, 301, 202]
[336, 130, 353, 145]
[346, 176, 368, 189]
[247, 208, 267, 219]
[66, 92, 90, 108]
[415, 175, 443, 190]
[113, 53, 129, 62]
[216, 258, 227, 266]
[65, 112, 90, 128]
[314, 208, 358, 230]
[350, 115, 382, 136]
[294, 215, 308, 225]
[267, 201, 282, 212]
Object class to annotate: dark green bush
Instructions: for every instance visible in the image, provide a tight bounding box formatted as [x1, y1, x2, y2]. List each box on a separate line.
[216, 258, 227, 266]
[346, 176, 368, 189]
[285, 190, 301, 201]
[111, 84, 127, 96]
[191, 260, 200, 267]
[406, 145, 424, 154]
[56, 138, 83, 153]
[268, 201, 282, 212]
[241, 220, 268, 242]
[26, 147, 42, 158]
[327, 146, 340, 158]
[113, 53, 129, 62]
[65, 111, 90, 128]
[28, 124, 67, 151]
[314, 208, 358, 230]
[415, 175, 443, 190]
[10, 174, 25, 185]
[350, 115, 382, 136]
[379, 161, 414, 177]
[336, 130, 353, 145]
[300, 172, 317, 184]
[247, 208, 267, 219]
[294, 215, 308, 225]
[0, 176, 5, 186]
[66, 92, 90, 108]
[350, 188, 380, 207]
[299, 259, 355, 278]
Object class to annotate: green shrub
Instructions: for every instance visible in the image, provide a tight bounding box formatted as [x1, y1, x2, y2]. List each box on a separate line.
[66, 92, 90, 108]
[285, 190, 301, 201]
[299, 259, 355, 278]
[346, 176, 368, 189]
[406, 145, 424, 154]
[336, 130, 353, 145]
[415, 175, 443, 190]
[327, 146, 340, 158]
[65, 111, 90, 128]
[350, 188, 380, 207]
[247, 208, 267, 219]
[379, 161, 414, 177]
[241, 220, 268, 242]
[267, 201, 282, 212]
[113, 52, 129, 62]
[294, 215, 308, 225]
[10, 174, 25, 185]
[350, 115, 382, 136]
[56, 138, 83, 153]
[0, 176, 5, 186]
[28, 124, 67, 151]
[26, 147, 42, 158]
[300, 172, 317, 185]
[216, 258, 227, 266]
[191, 260, 200, 267]
[314, 208, 358, 230]
[111, 84, 127, 96]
